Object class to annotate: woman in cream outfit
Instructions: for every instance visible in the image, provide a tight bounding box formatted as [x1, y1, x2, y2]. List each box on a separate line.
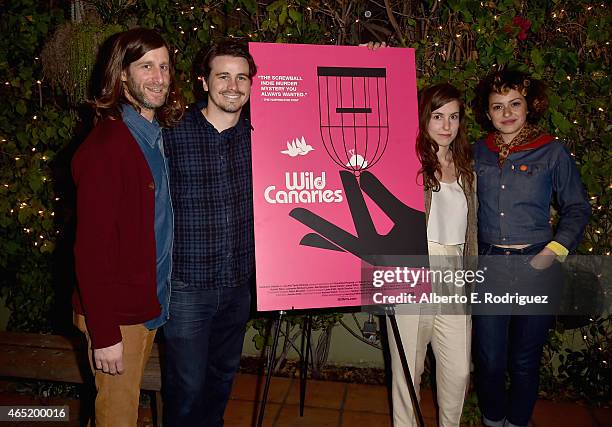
[388, 83, 477, 427]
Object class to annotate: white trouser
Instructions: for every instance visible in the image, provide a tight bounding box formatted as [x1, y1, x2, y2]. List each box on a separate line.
[388, 241, 471, 427]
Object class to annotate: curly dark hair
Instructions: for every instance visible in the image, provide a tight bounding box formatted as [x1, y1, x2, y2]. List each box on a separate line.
[474, 69, 549, 131]
[94, 28, 185, 127]
[416, 83, 474, 192]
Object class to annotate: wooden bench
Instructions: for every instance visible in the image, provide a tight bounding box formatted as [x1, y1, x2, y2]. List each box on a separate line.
[0, 331, 163, 426]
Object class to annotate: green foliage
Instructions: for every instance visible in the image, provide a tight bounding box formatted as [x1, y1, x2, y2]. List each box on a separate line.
[539, 318, 612, 405]
[41, 22, 124, 104]
[555, 317, 611, 404]
[0, 0, 71, 331]
[0, 0, 609, 397]
[460, 391, 482, 426]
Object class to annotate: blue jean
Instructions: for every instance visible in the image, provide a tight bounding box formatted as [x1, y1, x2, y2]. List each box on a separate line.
[473, 242, 557, 427]
[162, 282, 251, 427]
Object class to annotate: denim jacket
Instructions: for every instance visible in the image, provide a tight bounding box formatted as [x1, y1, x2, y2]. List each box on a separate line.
[473, 137, 591, 252]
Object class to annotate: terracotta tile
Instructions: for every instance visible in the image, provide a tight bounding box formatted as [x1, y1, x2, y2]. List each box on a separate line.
[344, 383, 390, 414]
[356, 387, 437, 425]
[419, 388, 438, 419]
[224, 399, 280, 427]
[275, 404, 340, 427]
[285, 378, 346, 409]
[590, 406, 612, 427]
[137, 407, 154, 427]
[342, 410, 392, 427]
[532, 400, 597, 427]
[230, 373, 292, 404]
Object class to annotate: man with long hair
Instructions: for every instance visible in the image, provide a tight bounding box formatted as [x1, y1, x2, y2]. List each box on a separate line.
[72, 27, 183, 426]
[162, 40, 257, 426]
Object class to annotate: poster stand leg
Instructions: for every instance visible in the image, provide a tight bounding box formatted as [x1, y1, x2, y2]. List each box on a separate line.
[257, 310, 285, 427]
[255, 311, 423, 425]
[299, 314, 312, 416]
[386, 309, 425, 427]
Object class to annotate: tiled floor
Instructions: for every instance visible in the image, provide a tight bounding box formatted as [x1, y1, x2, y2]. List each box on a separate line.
[0, 375, 610, 426]
[224, 373, 612, 427]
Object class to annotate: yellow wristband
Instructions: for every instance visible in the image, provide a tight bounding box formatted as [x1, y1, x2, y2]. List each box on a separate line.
[546, 241, 569, 262]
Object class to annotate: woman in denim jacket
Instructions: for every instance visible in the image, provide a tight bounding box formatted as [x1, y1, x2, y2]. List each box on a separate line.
[471, 70, 591, 427]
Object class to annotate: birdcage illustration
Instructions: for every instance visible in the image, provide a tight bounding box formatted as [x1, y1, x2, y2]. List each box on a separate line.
[317, 66, 389, 175]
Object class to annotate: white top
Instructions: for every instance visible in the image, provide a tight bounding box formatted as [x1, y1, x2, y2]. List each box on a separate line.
[427, 180, 467, 245]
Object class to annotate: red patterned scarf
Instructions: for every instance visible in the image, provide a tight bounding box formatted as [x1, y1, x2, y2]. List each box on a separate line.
[485, 124, 553, 167]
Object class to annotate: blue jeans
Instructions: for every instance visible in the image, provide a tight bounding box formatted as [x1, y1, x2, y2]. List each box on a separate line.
[163, 282, 251, 427]
[473, 242, 558, 427]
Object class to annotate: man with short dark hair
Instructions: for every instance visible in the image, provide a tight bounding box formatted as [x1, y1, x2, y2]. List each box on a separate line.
[72, 28, 183, 427]
[162, 41, 257, 426]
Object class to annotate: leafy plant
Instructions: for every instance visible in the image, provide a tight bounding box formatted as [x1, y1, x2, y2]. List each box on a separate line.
[0, 0, 609, 397]
[556, 317, 611, 404]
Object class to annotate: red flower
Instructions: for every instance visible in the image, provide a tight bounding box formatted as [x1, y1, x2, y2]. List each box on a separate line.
[512, 15, 532, 41]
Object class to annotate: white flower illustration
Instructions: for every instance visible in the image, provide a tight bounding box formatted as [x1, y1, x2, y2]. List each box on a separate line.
[281, 136, 314, 157]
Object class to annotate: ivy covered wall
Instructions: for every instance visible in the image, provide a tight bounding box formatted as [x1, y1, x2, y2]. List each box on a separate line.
[0, 0, 609, 399]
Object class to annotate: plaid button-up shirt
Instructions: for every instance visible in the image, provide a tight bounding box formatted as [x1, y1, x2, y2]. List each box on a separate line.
[163, 101, 254, 288]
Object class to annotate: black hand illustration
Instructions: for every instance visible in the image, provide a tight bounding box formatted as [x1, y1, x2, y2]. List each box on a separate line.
[289, 170, 428, 267]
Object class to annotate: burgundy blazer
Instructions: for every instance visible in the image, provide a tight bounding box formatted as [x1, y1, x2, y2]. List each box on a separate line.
[72, 118, 160, 349]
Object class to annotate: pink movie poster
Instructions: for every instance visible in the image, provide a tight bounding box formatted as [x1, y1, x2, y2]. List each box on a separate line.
[249, 42, 428, 311]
